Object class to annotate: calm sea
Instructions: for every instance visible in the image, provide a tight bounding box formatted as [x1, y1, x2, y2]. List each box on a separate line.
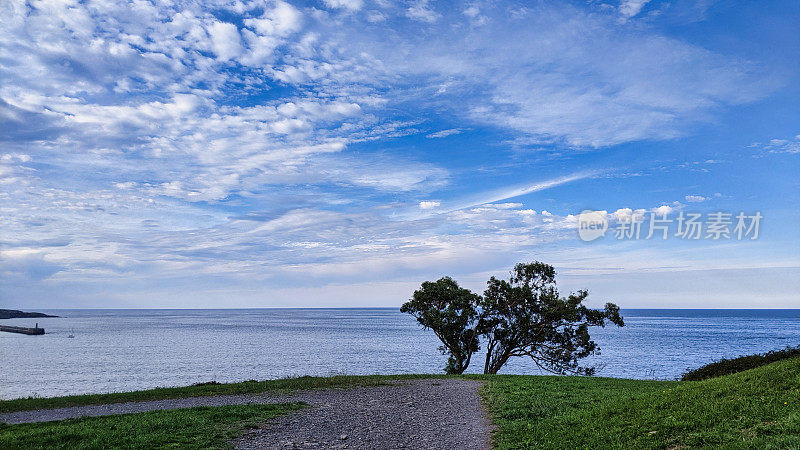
[1, 309, 799, 399]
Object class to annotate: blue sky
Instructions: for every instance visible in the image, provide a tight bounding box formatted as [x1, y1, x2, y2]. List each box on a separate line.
[1, 0, 798, 308]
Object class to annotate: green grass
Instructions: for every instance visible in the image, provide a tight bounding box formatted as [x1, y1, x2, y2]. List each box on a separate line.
[0, 403, 304, 449]
[5, 359, 799, 448]
[0, 374, 446, 414]
[482, 357, 800, 449]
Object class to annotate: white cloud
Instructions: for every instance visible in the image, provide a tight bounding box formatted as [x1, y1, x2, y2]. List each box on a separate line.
[0, 153, 31, 163]
[463, 6, 480, 18]
[366, 11, 387, 23]
[208, 21, 243, 61]
[750, 134, 800, 155]
[462, 5, 487, 24]
[407, 0, 440, 23]
[426, 128, 462, 138]
[309, 153, 449, 192]
[611, 207, 647, 221]
[685, 195, 708, 203]
[324, 3, 775, 148]
[113, 181, 137, 190]
[618, 0, 652, 19]
[323, 0, 364, 11]
[0, 0, 788, 307]
[652, 204, 674, 215]
[244, 1, 302, 36]
[483, 203, 522, 209]
[402, 173, 591, 221]
[451, 173, 593, 211]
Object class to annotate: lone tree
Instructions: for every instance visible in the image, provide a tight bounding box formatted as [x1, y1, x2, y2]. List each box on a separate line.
[402, 262, 624, 375]
[479, 262, 624, 374]
[400, 277, 481, 374]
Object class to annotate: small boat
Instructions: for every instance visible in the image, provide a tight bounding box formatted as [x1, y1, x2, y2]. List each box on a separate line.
[67, 328, 75, 338]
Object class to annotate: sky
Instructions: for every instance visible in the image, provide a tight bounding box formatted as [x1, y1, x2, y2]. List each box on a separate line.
[1, 0, 798, 309]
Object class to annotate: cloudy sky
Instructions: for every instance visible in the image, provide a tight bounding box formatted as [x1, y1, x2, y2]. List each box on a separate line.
[1, 0, 798, 308]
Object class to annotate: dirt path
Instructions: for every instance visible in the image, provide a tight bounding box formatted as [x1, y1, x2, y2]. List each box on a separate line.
[232, 378, 491, 449]
[0, 391, 305, 425]
[0, 379, 493, 449]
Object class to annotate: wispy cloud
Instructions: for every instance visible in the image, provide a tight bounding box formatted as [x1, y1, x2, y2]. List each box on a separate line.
[407, 0, 441, 23]
[426, 128, 462, 139]
[750, 134, 800, 155]
[405, 172, 595, 220]
[443, 172, 596, 213]
[0, 0, 792, 307]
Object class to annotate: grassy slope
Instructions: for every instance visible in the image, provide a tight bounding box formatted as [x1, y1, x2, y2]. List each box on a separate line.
[483, 357, 800, 449]
[0, 403, 304, 449]
[0, 374, 446, 414]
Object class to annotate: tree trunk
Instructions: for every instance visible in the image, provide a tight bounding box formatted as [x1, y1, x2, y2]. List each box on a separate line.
[453, 355, 465, 374]
[485, 351, 511, 374]
[484, 341, 494, 374]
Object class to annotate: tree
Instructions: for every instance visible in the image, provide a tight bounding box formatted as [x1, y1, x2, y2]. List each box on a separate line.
[400, 277, 482, 374]
[478, 262, 624, 375]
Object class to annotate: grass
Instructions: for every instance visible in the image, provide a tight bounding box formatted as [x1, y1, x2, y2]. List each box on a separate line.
[482, 357, 800, 449]
[3, 359, 798, 448]
[0, 403, 304, 449]
[0, 374, 445, 414]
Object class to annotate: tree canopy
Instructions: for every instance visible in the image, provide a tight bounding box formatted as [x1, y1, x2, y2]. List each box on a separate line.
[400, 277, 481, 374]
[401, 262, 624, 375]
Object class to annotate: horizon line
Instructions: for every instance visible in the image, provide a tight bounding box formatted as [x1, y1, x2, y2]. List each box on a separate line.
[7, 307, 800, 311]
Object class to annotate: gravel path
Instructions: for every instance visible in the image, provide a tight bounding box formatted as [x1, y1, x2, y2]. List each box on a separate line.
[232, 379, 492, 449]
[0, 391, 306, 425]
[0, 379, 493, 449]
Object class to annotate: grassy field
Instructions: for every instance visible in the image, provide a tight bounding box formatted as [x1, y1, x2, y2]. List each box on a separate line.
[0, 374, 445, 414]
[0, 403, 303, 449]
[482, 357, 800, 449]
[2, 359, 797, 448]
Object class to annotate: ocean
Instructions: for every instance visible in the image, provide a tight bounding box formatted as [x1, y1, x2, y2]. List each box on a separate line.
[1, 308, 798, 400]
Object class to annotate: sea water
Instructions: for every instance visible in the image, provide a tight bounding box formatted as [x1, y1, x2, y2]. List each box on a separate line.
[1, 308, 798, 399]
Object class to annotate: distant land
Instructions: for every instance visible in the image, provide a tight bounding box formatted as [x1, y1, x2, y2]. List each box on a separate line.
[0, 309, 59, 319]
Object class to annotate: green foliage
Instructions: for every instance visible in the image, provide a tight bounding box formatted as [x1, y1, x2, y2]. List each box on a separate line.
[479, 262, 624, 374]
[400, 277, 482, 374]
[401, 262, 624, 375]
[482, 358, 800, 449]
[0, 403, 304, 449]
[681, 345, 800, 381]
